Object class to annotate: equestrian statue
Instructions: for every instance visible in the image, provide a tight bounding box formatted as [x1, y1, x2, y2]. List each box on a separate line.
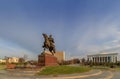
[42, 33, 56, 55]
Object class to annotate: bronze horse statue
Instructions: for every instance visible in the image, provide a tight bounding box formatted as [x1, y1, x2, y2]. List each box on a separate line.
[42, 33, 56, 55]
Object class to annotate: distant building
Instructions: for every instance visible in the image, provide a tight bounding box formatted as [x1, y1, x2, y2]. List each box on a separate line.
[87, 53, 118, 63]
[6, 57, 19, 63]
[0, 59, 6, 63]
[54, 51, 65, 63]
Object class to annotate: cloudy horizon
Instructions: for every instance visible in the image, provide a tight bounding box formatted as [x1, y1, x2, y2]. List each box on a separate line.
[0, 0, 120, 60]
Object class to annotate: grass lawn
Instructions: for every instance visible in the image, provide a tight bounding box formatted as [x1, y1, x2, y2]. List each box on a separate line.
[37, 65, 91, 75]
[0, 65, 6, 70]
[113, 67, 120, 71]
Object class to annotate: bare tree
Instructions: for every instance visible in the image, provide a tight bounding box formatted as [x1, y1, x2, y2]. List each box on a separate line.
[23, 54, 28, 62]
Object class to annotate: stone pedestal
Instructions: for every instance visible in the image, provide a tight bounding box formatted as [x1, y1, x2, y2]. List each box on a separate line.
[38, 51, 58, 66]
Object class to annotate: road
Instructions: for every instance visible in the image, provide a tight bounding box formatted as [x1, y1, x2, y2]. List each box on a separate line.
[0, 69, 120, 79]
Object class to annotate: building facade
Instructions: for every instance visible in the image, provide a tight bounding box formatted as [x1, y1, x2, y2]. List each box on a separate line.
[54, 51, 65, 63]
[6, 57, 19, 63]
[0, 59, 6, 63]
[87, 53, 118, 63]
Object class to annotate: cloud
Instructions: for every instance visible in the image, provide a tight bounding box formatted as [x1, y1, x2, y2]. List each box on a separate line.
[0, 38, 36, 60]
[1, 0, 120, 60]
[71, 14, 120, 58]
[112, 40, 119, 43]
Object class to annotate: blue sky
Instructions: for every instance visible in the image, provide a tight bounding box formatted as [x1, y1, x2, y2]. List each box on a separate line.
[1, 0, 120, 60]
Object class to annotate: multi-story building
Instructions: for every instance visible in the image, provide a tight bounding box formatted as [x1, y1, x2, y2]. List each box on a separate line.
[87, 53, 118, 63]
[6, 57, 19, 63]
[54, 51, 65, 63]
[0, 59, 6, 63]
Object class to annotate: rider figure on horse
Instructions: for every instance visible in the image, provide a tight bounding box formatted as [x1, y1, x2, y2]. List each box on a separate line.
[49, 35, 55, 48]
[42, 33, 56, 55]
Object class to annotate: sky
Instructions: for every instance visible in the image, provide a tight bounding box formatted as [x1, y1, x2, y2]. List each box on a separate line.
[1, 0, 120, 60]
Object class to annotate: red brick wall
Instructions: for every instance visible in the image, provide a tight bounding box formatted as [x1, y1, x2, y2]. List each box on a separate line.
[45, 54, 58, 66]
[38, 53, 58, 66]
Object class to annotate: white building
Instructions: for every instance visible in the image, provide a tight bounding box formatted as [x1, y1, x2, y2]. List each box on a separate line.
[0, 59, 6, 63]
[87, 53, 118, 63]
[6, 57, 19, 63]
